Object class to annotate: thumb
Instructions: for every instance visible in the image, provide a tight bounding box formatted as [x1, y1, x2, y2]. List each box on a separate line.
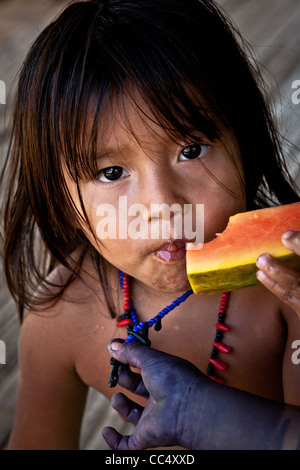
[108, 339, 159, 370]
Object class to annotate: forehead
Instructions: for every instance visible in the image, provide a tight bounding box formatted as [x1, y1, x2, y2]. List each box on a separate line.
[95, 90, 174, 153]
[71, 84, 231, 181]
[92, 84, 224, 156]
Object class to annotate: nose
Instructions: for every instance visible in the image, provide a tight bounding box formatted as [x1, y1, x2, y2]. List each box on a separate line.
[149, 202, 183, 221]
[140, 163, 183, 207]
[138, 165, 187, 238]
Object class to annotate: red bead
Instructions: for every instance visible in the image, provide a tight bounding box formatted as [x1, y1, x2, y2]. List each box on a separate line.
[209, 358, 228, 371]
[123, 292, 130, 304]
[219, 293, 229, 312]
[207, 374, 226, 384]
[216, 322, 229, 332]
[117, 318, 132, 327]
[213, 342, 232, 354]
[130, 364, 141, 374]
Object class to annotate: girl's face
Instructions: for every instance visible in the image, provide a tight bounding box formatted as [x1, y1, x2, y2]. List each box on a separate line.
[65, 94, 246, 294]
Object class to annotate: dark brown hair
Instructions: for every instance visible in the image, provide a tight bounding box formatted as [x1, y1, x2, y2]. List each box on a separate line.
[1, 0, 299, 320]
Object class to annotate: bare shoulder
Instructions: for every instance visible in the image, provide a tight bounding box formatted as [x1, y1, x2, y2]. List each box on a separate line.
[8, 257, 119, 449]
[279, 299, 300, 406]
[241, 284, 300, 406]
[23, 256, 120, 360]
[34, 257, 123, 392]
[229, 283, 286, 361]
[231, 283, 283, 330]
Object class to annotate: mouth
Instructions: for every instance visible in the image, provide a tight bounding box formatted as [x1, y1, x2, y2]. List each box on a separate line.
[153, 239, 188, 263]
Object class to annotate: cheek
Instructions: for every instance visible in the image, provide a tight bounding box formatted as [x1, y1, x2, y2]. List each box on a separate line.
[62, 176, 138, 265]
[81, 206, 135, 264]
[196, 156, 246, 242]
[203, 199, 243, 243]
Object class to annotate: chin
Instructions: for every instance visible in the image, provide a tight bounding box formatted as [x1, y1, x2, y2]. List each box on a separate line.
[149, 272, 192, 293]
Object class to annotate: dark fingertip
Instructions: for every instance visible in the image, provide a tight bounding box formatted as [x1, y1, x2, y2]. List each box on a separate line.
[108, 338, 125, 346]
[102, 425, 115, 437]
[108, 338, 124, 353]
[102, 426, 122, 450]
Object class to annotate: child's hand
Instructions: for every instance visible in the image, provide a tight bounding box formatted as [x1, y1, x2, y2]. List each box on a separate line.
[256, 230, 300, 319]
[102, 341, 205, 450]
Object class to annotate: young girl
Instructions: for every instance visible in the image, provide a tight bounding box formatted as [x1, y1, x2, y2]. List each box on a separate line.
[1, 0, 300, 450]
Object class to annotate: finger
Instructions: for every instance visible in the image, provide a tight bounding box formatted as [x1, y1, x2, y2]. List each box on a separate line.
[102, 427, 145, 450]
[282, 231, 300, 256]
[257, 270, 300, 317]
[108, 339, 170, 371]
[118, 368, 149, 398]
[256, 257, 300, 315]
[111, 392, 144, 425]
[102, 426, 123, 450]
[257, 254, 300, 298]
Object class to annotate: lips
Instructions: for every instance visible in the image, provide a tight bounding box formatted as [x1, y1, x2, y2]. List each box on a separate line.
[154, 239, 187, 262]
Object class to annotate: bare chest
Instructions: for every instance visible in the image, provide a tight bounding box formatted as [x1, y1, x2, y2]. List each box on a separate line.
[75, 286, 286, 402]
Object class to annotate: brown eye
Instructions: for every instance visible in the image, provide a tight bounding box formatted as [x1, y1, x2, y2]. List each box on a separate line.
[179, 143, 209, 160]
[96, 166, 128, 182]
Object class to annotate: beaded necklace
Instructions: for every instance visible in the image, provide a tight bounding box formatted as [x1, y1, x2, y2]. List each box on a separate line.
[109, 271, 232, 387]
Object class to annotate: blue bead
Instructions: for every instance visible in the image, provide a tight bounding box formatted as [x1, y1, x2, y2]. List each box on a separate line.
[148, 317, 157, 327]
[125, 335, 135, 343]
[119, 271, 194, 344]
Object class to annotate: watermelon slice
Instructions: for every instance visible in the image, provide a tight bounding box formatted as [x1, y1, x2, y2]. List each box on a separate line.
[186, 202, 300, 294]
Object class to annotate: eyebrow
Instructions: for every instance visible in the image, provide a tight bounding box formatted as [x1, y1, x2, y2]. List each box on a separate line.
[94, 136, 164, 160]
[95, 147, 125, 160]
[93, 127, 217, 164]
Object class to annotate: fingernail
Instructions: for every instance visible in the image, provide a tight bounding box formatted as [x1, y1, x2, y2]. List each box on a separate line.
[256, 270, 267, 281]
[256, 254, 269, 268]
[282, 230, 295, 240]
[108, 339, 124, 353]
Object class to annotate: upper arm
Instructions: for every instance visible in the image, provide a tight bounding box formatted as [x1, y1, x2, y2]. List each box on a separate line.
[7, 309, 88, 450]
[282, 304, 300, 406]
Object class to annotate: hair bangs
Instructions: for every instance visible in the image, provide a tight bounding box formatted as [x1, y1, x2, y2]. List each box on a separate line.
[55, 2, 228, 183]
